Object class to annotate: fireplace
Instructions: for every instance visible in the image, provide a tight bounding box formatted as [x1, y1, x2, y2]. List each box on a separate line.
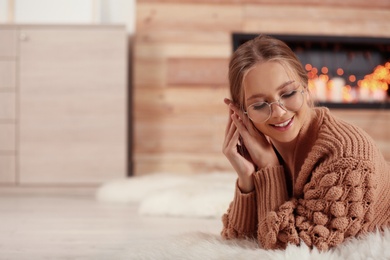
[232, 33, 390, 109]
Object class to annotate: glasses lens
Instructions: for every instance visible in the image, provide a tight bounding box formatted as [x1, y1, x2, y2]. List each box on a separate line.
[247, 89, 304, 123]
[281, 90, 304, 112]
[247, 102, 270, 123]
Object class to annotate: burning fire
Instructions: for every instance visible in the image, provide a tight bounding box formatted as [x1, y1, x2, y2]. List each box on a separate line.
[307, 62, 390, 102]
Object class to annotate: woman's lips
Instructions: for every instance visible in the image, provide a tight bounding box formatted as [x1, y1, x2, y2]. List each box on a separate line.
[270, 117, 294, 131]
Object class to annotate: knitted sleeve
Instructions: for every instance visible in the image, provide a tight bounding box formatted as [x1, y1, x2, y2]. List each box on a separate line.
[221, 180, 258, 239]
[221, 165, 287, 240]
[258, 157, 376, 251]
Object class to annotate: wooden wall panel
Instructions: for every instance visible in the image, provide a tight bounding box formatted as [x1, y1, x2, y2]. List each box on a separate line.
[138, 0, 390, 9]
[243, 5, 390, 36]
[133, 58, 166, 87]
[136, 30, 230, 44]
[167, 58, 229, 86]
[137, 3, 242, 32]
[134, 87, 228, 117]
[134, 1, 390, 175]
[134, 42, 231, 59]
[134, 153, 232, 176]
[133, 86, 228, 163]
[135, 117, 222, 152]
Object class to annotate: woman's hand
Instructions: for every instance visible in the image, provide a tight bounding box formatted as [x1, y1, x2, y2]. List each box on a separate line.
[222, 98, 280, 192]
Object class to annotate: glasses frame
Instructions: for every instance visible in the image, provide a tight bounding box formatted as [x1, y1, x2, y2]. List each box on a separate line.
[244, 88, 305, 123]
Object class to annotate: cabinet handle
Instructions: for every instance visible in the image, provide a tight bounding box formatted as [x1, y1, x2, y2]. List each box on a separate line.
[19, 33, 29, 41]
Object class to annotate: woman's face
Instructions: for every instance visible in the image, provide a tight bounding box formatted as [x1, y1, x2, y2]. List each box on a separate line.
[243, 61, 311, 143]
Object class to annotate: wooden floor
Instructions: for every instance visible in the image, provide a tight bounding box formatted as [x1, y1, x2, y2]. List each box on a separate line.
[0, 187, 222, 260]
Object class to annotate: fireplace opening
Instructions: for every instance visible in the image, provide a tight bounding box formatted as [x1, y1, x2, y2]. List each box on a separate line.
[232, 33, 390, 109]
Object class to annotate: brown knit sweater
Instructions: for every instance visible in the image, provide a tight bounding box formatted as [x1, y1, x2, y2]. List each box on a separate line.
[221, 107, 390, 251]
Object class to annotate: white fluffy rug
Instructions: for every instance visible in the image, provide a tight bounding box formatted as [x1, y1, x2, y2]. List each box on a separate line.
[96, 172, 236, 218]
[96, 173, 390, 259]
[127, 230, 390, 260]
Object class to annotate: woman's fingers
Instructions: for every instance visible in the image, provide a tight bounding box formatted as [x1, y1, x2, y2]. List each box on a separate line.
[228, 103, 253, 131]
[228, 103, 243, 118]
[224, 98, 251, 149]
[224, 99, 279, 170]
[231, 110, 270, 151]
[225, 99, 250, 128]
[223, 119, 241, 158]
[224, 98, 232, 106]
[231, 112, 251, 140]
[224, 117, 236, 146]
[229, 128, 240, 150]
[224, 104, 234, 137]
[228, 101, 264, 139]
[224, 112, 233, 137]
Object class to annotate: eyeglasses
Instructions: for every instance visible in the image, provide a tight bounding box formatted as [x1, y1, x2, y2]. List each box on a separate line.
[244, 87, 305, 123]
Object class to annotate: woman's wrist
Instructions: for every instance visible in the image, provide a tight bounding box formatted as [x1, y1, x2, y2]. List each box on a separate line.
[237, 175, 255, 193]
[255, 155, 280, 169]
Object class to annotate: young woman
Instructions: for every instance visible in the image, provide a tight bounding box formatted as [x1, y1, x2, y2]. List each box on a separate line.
[221, 34, 390, 251]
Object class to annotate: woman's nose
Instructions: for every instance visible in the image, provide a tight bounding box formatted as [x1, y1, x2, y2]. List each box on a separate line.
[270, 102, 287, 118]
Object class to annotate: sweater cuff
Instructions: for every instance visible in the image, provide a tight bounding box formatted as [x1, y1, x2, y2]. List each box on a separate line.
[253, 165, 289, 221]
[228, 179, 257, 233]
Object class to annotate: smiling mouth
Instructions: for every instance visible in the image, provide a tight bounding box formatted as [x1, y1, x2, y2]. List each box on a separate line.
[271, 117, 293, 127]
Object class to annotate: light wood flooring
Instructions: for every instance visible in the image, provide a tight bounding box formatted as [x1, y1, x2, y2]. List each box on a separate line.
[0, 187, 222, 260]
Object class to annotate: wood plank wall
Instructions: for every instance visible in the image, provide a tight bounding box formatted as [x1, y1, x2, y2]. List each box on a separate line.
[133, 0, 390, 175]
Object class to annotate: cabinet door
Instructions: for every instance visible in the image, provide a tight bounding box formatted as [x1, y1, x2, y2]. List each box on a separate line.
[0, 92, 16, 120]
[0, 60, 17, 90]
[0, 28, 18, 184]
[19, 27, 127, 184]
[0, 29, 17, 57]
[0, 124, 16, 151]
[0, 154, 16, 183]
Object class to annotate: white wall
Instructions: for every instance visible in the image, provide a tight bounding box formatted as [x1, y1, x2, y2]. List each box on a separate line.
[98, 0, 135, 33]
[0, 0, 7, 23]
[0, 0, 135, 33]
[15, 0, 93, 24]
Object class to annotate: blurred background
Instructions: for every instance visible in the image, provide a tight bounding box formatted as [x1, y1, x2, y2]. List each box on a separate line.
[0, 0, 389, 187]
[0, 1, 390, 258]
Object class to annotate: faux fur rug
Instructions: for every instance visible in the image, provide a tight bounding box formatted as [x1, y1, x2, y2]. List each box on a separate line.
[97, 173, 390, 259]
[96, 172, 236, 218]
[126, 230, 390, 260]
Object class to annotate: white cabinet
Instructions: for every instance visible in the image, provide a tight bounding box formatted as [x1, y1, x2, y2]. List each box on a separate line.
[0, 25, 127, 185]
[0, 28, 17, 184]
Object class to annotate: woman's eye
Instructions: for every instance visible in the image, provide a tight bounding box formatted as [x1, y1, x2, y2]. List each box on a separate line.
[281, 90, 297, 99]
[252, 103, 267, 110]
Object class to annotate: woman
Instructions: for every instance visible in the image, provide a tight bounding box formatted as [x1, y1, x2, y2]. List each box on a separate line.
[221, 34, 390, 251]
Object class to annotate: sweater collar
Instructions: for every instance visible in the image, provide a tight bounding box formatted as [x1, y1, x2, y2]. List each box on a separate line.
[292, 107, 326, 196]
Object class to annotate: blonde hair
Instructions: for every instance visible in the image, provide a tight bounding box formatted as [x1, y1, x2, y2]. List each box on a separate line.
[229, 35, 311, 110]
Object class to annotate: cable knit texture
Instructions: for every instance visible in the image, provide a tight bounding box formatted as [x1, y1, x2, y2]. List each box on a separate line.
[221, 107, 390, 251]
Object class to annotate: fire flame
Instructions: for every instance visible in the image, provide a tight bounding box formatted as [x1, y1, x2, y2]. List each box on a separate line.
[306, 62, 390, 102]
[359, 63, 390, 91]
